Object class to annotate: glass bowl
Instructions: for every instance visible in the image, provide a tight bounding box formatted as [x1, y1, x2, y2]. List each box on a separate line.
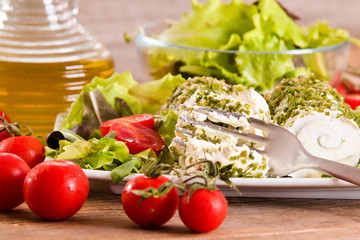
[135, 21, 350, 92]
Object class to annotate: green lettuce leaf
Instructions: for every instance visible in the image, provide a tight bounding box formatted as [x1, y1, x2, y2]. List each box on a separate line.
[57, 140, 93, 160]
[257, 0, 307, 48]
[155, 110, 179, 165]
[45, 137, 130, 170]
[155, 110, 179, 146]
[80, 138, 129, 169]
[157, 0, 256, 49]
[110, 149, 157, 183]
[60, 72, 186, 130]
[110, 157, 142, 184]
[61, 72, 141, 129]
[236, 21, 295, 90]
[304, 20, 349, 48]
[129, 73, 186, 114]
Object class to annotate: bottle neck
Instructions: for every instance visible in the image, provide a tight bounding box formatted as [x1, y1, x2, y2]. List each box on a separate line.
[0, 0, 77, 31]
[0, 0, 111, 63]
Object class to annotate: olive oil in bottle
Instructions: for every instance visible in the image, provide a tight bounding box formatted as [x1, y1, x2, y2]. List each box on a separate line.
[0, 59, 113, 139]
[0, 0, 114, 140]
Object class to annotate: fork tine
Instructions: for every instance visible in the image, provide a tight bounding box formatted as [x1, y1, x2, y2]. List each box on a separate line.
[179, 116, 267, 145]
[182, 105, 273, 132]
[176, 126, 267, 153]
[174, 135, 267, 157]
[175, 127, 194, 136]
[172, 137, 187, 147]
[247, 118, 274, 132]
[249, 146, 266, 154]
[183, 105, 245, 119]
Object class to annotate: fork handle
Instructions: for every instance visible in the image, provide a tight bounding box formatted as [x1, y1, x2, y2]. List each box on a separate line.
[310, 155, 360, 186]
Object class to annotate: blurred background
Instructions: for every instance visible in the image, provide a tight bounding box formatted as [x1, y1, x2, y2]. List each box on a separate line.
[77, 0, 360, 82]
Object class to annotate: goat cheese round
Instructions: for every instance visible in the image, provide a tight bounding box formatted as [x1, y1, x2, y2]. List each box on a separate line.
[167, 77, 270, 178]
[267, 75, 360, 178]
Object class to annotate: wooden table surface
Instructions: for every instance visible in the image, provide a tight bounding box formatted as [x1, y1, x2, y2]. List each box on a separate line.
[2, 0, 360, 239]
[2, 180, 360, 240]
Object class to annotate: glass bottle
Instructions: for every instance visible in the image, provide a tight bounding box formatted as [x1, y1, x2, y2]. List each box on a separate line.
[0, 0, 114, 140]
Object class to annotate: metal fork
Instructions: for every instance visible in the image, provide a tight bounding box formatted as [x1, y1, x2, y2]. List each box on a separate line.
[174, 105, 360, 186]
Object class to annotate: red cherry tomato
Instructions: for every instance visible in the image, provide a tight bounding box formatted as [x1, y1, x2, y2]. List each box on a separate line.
[0, 153, 30, 210]
[121, 175, 179, 227]
[345, 93, 360, 110]
[0, 110, 11, 142]
[100, 114, 154, 136]
[0, 136, 45, 168]
[179, 188, 228, 233]
[109, 122, 165, 155]
[23, 160, 89, 220]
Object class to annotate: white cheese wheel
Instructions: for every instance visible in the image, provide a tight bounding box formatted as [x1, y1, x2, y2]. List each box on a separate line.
[283, 110, 360, 177]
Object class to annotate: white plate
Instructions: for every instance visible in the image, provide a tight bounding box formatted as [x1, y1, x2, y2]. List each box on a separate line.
[83, 168, 360, 199]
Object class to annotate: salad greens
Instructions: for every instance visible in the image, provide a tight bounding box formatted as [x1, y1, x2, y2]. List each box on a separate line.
[145, 0, 357, 92]
[46, 135, 129, 170]
[60, 71, 185, 130]
[45, 133, 157, 184]
[47, 72, 185, 183]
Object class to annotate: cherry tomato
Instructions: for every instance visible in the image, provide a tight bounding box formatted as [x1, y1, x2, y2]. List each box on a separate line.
[345, 93, 360, 110]
[0, 110, 11, 142]
[121, 175, 179, 227]
[101, 114, 154, 136]
[23, 160, 89, 220]
[0, 136, 45, 168]
[109, 122, 165, 155]
[0, 153, 30, 210]
[178, 188, 228, 233]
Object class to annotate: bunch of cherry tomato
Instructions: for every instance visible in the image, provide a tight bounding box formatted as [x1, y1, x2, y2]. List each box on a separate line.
[0, 110, 89, 220]
[121, 174, 228, 233]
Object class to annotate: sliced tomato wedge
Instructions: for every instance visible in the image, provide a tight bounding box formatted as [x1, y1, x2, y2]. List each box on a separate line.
[109, 122, 164, 155]
[345, 94, 360, 110]
[342, 78, 357, 93]
[100, 114, 154, 136]
[335, 81, 349, 95]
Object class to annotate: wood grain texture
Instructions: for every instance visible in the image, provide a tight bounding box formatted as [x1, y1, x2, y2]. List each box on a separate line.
[2, 181, 360, 240]
[1, 1, 360, 239]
